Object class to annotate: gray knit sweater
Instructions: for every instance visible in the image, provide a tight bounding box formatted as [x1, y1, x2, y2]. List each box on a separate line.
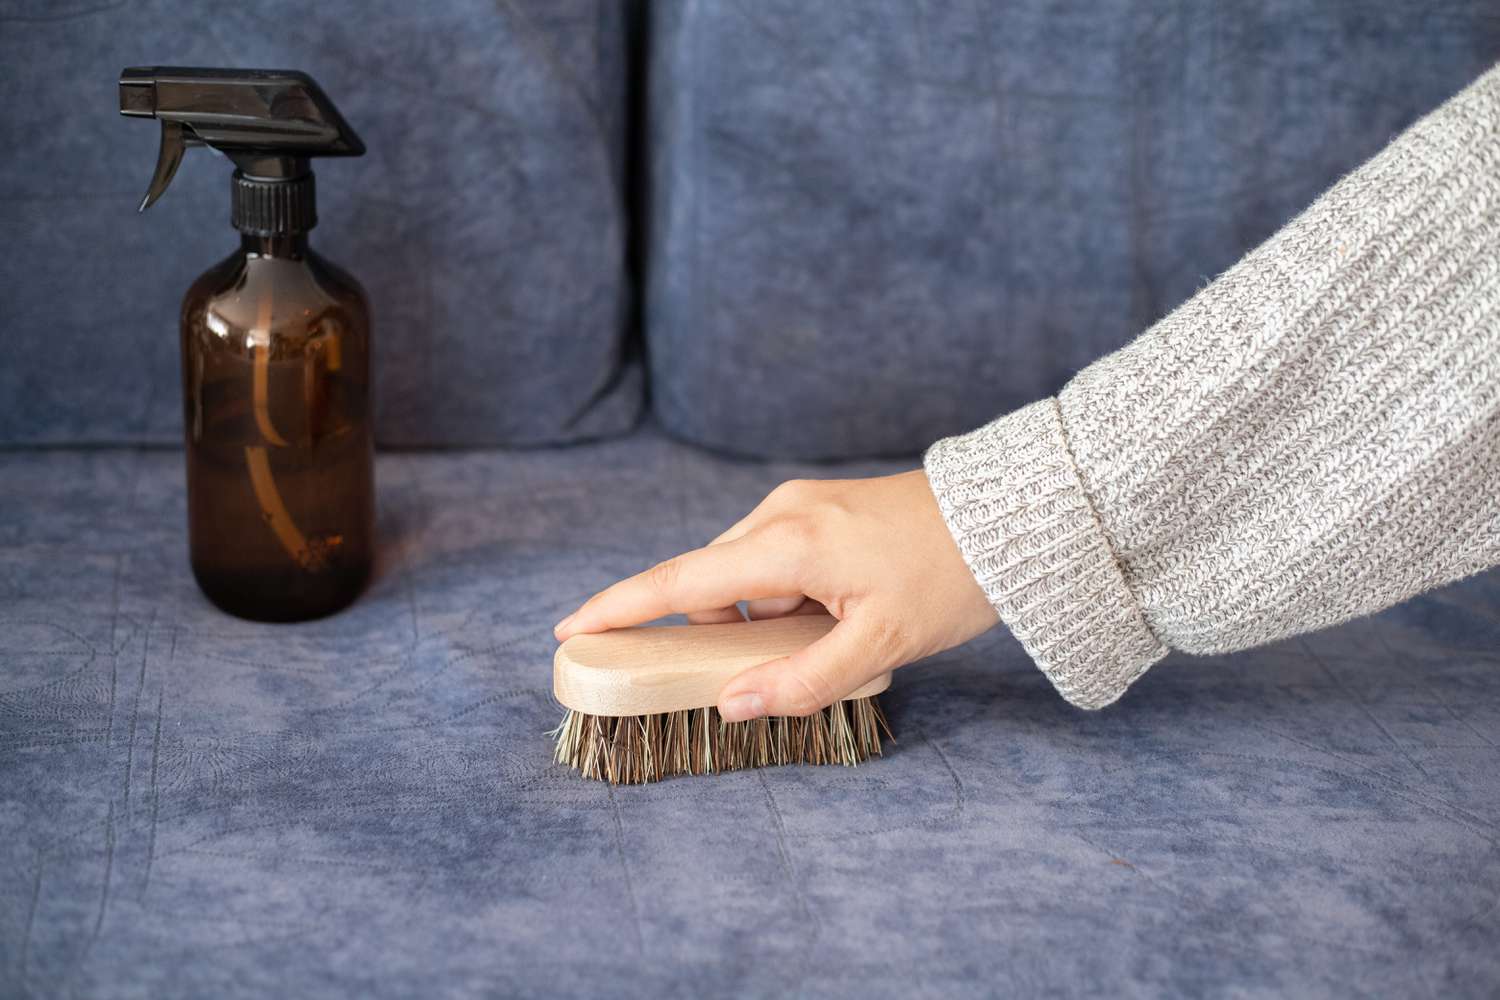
[924, 63, 1500, 709]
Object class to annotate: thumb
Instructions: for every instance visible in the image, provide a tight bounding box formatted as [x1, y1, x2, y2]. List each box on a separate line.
[717, 616, 897, 721]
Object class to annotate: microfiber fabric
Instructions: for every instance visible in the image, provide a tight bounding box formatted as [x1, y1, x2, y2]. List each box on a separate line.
[644, 0, 1500, 458]
[0, 0, 640, 448]
[2, 429, 1498, 998]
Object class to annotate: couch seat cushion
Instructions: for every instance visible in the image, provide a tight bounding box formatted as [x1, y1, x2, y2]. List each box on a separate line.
[2, 431, 1498, 997]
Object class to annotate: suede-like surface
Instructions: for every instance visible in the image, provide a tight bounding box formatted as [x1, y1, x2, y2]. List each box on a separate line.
[645, 1, 1500, 458]
[0, 0, 640, 448]
[2, 432, 1497, 998]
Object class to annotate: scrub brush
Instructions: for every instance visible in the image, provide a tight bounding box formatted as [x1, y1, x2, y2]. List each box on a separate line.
[551, 615, 893, 784]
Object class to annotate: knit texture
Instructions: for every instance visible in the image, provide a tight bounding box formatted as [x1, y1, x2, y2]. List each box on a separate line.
[926, 63, 1500, 709]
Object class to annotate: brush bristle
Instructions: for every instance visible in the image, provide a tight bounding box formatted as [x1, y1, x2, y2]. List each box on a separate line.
[550, 698, 893, 784]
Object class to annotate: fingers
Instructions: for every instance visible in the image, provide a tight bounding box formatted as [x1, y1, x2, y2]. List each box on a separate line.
[744, 595, 808, 620]
[717, 615, 901, 721]
[556, 479, 824, 636]
[683, 606, 747, 626]
[694, 594, 811, 628]
[684, 519, 759, 625]
[555, 532, 802, 639]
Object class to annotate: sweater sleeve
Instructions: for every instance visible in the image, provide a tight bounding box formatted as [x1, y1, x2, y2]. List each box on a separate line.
[924, 62, 1500, 709]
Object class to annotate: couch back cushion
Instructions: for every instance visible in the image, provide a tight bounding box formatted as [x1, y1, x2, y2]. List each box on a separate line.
[644, 1, 1500, 459]
[0, 0, 639, 448]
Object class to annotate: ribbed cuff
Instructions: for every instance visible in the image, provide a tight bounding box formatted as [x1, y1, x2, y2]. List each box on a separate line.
[923, 399, 1168, 708]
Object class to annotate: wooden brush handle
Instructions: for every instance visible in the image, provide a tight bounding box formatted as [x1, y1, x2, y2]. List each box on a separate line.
[553, 614, 892, 716]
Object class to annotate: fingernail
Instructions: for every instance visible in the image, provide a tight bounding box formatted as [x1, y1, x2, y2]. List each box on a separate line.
[719, 692, 767, 723]
[553, 613, 575, 637]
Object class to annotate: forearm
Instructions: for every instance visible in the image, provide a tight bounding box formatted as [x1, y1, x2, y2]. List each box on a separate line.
[927, 63, 1500, 708]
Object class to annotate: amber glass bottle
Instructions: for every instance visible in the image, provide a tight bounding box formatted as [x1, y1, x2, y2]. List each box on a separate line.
[180, 230, 374, 621]
[120, 67, 373, 621]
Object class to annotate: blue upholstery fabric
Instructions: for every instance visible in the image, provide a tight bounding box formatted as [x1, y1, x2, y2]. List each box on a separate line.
[645, 1, 1500, 458]
[0, 0, 640, 448]
[3, 435, 1498, 998]
[4, 3, 1498, 996]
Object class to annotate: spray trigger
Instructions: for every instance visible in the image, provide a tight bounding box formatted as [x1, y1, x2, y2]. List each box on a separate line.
[139, 120, 199, 212]
[119, 66, 364, 213]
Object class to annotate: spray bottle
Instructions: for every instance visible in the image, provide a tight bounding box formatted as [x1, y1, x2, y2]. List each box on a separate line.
[120, 67, 373, 621]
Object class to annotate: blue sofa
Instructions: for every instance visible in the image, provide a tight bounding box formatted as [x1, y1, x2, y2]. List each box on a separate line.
[3, 3, 1498, 997]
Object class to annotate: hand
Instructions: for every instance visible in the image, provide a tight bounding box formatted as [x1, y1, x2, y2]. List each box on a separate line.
[553, 470, 999, 721]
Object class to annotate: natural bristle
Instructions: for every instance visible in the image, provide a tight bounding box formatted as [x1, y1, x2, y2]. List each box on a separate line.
[550, 698, 893, 784]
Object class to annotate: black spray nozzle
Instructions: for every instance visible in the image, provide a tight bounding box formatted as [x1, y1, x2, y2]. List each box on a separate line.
[119, 66, 364, 214]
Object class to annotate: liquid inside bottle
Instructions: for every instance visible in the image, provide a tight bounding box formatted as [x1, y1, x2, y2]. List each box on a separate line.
[181, 234, 374, 621]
